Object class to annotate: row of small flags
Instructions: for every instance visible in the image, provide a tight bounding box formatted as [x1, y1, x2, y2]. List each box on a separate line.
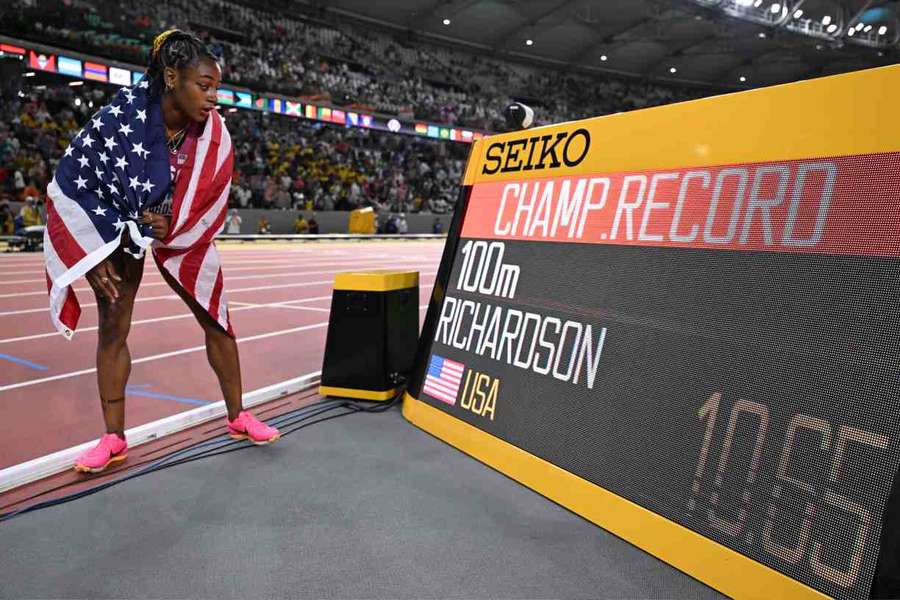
[4, 45, 484, 142]
[18, 48, 139, 86]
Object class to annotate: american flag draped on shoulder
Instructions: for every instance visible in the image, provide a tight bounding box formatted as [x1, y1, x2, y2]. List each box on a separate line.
[44, 76, 234, 339]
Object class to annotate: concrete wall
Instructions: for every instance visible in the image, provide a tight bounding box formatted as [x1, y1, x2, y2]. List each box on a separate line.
[228, 210, 452, 235]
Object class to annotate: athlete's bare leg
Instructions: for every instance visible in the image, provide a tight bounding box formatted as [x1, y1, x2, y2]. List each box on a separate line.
[158, 264, 244, 420]
[87, 246, 145, 437]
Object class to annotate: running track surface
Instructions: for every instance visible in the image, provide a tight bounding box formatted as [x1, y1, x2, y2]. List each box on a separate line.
[0, 240, 445, 469]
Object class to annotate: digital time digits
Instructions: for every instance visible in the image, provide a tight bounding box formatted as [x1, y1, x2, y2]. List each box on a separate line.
[688, 392, 890, 589]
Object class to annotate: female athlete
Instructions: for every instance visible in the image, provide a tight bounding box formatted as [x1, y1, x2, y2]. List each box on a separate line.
[45, 30, 280, 474]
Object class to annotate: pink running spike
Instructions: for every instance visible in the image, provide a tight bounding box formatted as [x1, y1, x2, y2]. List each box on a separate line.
[74, 433, 128, 473]
[227, 411, 281, 445]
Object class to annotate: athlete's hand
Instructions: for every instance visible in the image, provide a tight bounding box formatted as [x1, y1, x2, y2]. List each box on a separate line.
[87, 259, 122, 303]
[140, 211, 170, 240]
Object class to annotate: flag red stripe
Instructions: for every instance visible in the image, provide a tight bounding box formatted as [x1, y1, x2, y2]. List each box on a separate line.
[169, 115, 223, 240]
[225, 307, 234, 337]
[152, 246, 183, 265]
[59, 287, 81, 332]
[46, 271, 81, 333]
[172, 142, 232, 240]
[167, 115, 219, 237]
[45, 199, 87, 268]
[172, 172, 233, 250]
[177, 244, 207, 297]
[46, 102, 235, 339]
[207, 268, 224, 325]
[192, 173, 233, 248]
[170, 151, 194, 233]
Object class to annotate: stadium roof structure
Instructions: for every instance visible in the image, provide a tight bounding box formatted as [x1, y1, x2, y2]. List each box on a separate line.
[308, 0, 899, 89]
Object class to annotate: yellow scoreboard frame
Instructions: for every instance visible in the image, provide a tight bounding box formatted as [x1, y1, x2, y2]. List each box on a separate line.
[402, 65, 900, 599]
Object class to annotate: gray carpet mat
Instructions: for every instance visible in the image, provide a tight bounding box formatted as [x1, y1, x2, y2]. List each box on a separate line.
[0, 405, 722, 599]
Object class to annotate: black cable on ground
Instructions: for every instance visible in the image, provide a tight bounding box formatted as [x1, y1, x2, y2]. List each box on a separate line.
[0, 399, 343, 522]
[0, 387, 406, 524]
[0, 396, 344, 513]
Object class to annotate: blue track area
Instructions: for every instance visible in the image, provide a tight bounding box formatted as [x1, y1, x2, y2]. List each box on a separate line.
[125, 384, 211, 406]
[0, 354, 48, 371]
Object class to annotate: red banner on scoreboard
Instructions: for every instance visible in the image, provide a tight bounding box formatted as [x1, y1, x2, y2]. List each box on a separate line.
[1, 43, 26, 55]
[460, 152, 900, 257]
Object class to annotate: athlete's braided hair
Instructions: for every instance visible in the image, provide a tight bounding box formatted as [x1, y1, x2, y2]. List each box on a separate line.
[146, 29, 218, 97]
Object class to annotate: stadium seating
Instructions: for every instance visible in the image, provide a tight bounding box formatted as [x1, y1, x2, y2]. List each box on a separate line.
[0, 0, 712, 214]
[0, 0, 708, 128]
[0, 82, 466, 212]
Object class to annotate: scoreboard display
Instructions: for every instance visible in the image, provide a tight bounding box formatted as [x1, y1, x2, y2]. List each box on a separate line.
[403, 65, 900, 599]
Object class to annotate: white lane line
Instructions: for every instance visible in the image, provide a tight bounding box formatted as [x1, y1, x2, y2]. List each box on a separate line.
[263, 303, 330, 313]
[219, 256, 435, 265]
[0, 296, 333, 345]
[0, 270, 53, 277]
[0, 322, 332, 392]
[0, 269, 438, 315]
[0, 255, 442, 280]
[0, 279, 332, 317]
[234, 299, 432, 314]
[228, 301, 329, 313]
[0, 372, 321, 494]
[0, 260, 437, 298]
[0, 250, 422, 262]
[0, 261, 326, 280]
[0, 256, 439, 286]
[0, 256, 312, 276]
[0, 263, 318, 274]
[0, 272, 436, 341]
[0, 249, 349, 262]
[0, 270, 313, 298]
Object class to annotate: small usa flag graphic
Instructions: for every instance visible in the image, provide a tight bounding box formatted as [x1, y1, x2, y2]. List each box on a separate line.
[423, 355, 465, 406]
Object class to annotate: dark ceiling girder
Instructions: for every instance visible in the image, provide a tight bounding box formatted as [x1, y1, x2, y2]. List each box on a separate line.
[404, 0, 452, 28]
[321, 0, 892, 89]
[404, 0, 486, 30]
[846, 0, 877, 30]
[688, 0, 867, 85]
[488, 0, 578, 50]
[639, 34, 722, 76]
[709, 50, 776, 84]
[563, 16, 656, 65]
[713, 40, 824, 86]
[772, 0, 806, 28]
[636, 9, 733, 76]
[561, 0, 691, 68]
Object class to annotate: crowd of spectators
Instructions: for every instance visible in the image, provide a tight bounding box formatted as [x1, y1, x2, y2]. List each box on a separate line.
[0, 0, 716, 220]
[227, 109, 466, 212]
[0, 82, 89, 233]
[0, 0, 710, 130]
[0, 80, 467, 216]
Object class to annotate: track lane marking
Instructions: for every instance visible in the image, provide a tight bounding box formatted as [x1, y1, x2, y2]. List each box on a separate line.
[0, 322, 332, 392]
[0, 268, 438, 316]
[0, 353, 48, 371]
[0, 252, 443, 277]
[0, 272, 435, 342]
[0, 296, 329, 344]
[0, 291, 435, 390]
[0, 259, 438, 296]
